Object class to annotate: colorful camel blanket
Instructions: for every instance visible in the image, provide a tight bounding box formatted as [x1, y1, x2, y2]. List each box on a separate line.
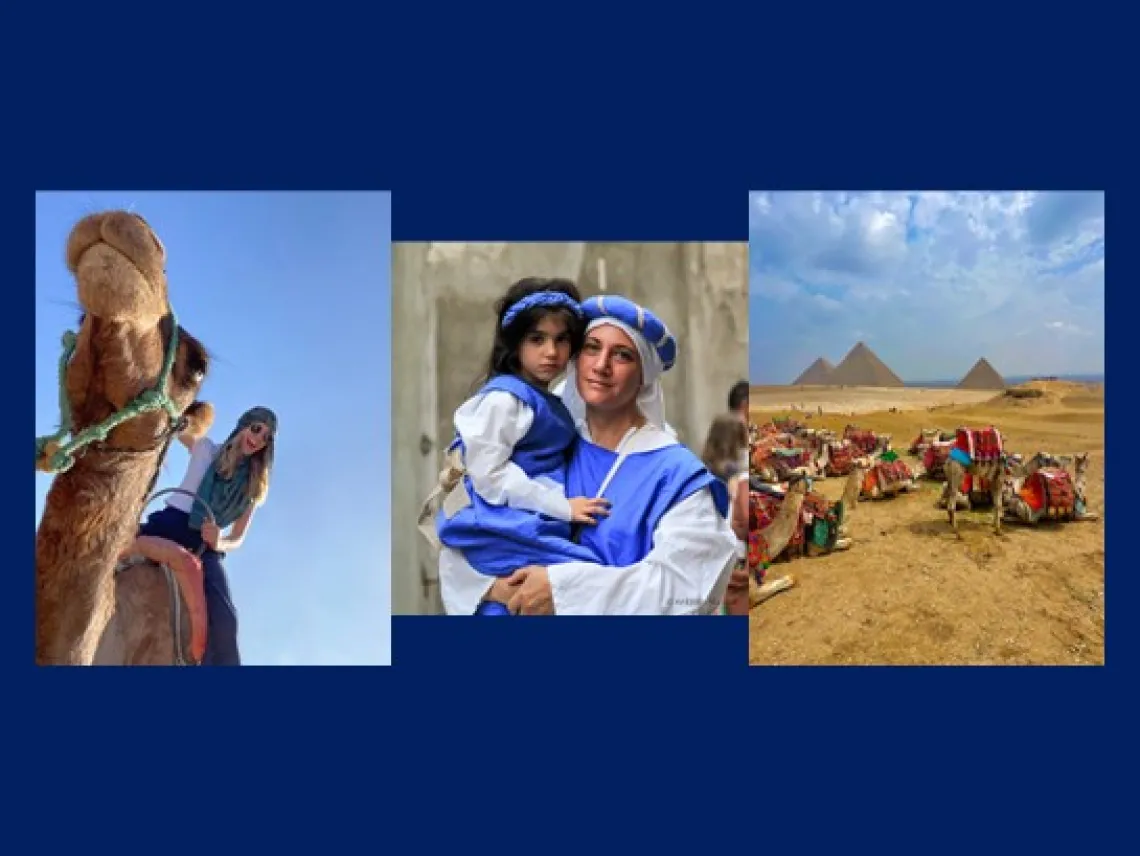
[747, 490, 771, 583]
[844, 427, 878, 455]
[1019, 467, 1076, 516]
[863, 459, 914, 494]
[750, 488, 838, 557]
[827, 443, 854, 476]
[923, 441, 953, 477]
[952, 427, 1004, 465]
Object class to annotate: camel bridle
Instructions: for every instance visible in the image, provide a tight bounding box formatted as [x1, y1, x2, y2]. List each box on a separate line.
[36, 311, 186, 474]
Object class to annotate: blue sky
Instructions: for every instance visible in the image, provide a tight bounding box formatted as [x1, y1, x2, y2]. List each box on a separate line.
[35, 191, 391, 666]
[749, 191, 1105, 383]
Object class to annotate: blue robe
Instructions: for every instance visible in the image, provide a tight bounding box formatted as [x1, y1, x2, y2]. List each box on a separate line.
[566, 435, 729, 568]
[436, 374, 601, 577]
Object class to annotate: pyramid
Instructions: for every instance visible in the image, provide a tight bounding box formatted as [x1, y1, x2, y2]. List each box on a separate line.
[957, 357, 1006, 390]
[792, 357, 835, 385]
[828, 341, 904, 387]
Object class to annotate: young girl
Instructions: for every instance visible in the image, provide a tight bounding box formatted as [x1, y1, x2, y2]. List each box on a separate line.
[134, 405, 277, 663]
[434, 277, 611, 614]
[701, 413, 751, 614]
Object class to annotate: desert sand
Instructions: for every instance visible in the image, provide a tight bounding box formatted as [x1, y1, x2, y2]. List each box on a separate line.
[748, 380, 1105, 666]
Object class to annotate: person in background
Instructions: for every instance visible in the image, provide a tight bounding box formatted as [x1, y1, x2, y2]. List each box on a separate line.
[728, 380, 749, 425]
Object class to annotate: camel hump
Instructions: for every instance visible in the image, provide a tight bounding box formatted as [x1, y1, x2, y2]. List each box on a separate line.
[120, 536, 209, 664]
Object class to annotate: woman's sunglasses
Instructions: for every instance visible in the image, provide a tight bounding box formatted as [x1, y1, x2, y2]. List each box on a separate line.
[249, 423, 274, 441]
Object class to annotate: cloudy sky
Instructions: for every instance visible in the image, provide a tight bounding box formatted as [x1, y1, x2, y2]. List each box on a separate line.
[749, 191, 1105, 384]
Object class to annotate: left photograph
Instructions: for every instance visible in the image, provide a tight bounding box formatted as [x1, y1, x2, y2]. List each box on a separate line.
[35, 191, 392, 666]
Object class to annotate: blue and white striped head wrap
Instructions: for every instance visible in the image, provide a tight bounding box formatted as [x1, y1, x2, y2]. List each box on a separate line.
[560, 294, 678, 433]
[501, 290, 583, 329]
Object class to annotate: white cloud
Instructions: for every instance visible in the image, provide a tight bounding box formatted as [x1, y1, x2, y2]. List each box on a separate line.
[749, 190, 1105, 381]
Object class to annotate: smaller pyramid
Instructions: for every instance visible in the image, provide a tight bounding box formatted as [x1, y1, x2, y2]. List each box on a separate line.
[958, 357, 1006, 390]
[792, 357, 835, 385]
[829, 341, 904, 387]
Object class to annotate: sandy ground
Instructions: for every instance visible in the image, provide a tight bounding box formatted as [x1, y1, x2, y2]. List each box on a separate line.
[748, 381, 1105, 666]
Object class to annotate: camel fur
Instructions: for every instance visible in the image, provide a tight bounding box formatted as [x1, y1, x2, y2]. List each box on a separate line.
[36, 211, 211, 666]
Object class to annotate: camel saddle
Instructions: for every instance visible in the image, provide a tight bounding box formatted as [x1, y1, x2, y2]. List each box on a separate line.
[827, 443, 854, 476]
[118, 536, 208, 664]
[747, 490, 772, 582]
[954, 427, 1004, 463]
[865, 459, 913, 494]
[923, 441, 953, 477]
[844, 426, 877, 455]
[1021, 467, 1076, 517]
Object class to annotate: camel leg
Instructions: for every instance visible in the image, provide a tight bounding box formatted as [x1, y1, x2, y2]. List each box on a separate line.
[991, 471, 1004, 536]
[945, 461, 962, 537]
[749, 574, 796, 607]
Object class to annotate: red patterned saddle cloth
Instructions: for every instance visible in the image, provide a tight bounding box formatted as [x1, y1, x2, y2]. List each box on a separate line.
[1021, 467, 1075, 515]
[844, 426, 877, 455]
[749, 488, 833, 554]
[923, 441, 952, 474]
[827, 443, 854, 475]
[868, 459, 913, 492]
[955, 427, 1003, 462]
[748, 490, 774, 574]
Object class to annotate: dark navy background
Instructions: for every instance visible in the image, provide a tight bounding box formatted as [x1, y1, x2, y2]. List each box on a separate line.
[11, 5, 1122, 854]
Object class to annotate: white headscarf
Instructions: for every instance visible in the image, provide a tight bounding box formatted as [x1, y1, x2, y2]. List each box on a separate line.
[558, 316, 675, 436]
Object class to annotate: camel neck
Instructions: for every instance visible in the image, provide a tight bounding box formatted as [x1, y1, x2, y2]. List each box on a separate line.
[36, 451, 165, 665]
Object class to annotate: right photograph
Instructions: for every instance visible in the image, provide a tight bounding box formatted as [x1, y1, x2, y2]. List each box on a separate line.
[747, 191, 1105, 665]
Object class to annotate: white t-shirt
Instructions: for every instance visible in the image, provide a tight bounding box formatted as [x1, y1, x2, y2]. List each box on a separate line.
[166, 437, 220, 513]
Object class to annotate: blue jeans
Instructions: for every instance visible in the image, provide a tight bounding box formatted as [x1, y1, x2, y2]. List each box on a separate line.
[138, 506, 241, 665]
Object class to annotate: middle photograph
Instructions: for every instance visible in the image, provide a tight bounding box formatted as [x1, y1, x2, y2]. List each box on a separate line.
[392, 242, 749, 616]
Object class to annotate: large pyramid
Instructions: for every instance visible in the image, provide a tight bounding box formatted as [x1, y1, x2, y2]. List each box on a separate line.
[792, 357, 835, 385]
[828, 341, 904, 387]
[957, 357, 1006, 390]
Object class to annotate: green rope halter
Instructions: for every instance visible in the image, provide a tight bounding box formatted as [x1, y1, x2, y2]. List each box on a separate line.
[35, 312, 182, 475]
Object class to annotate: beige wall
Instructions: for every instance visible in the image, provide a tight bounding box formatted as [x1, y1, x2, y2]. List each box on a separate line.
[391, 242, 747, 615]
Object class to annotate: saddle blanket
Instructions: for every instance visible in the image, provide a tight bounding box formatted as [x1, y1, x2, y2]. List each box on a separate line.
[827, 443, 854, 475]
[844, 427, 878, 455]
[865, 459, 913, 493]
[954, 427, 1004, 463]
[1020, 467, 1076, 515]
[923, 441, 952, 475]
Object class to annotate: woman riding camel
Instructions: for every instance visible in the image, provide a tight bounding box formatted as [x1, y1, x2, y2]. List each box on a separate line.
[133, 406, 276, 664]
[438, 294, 739, 615]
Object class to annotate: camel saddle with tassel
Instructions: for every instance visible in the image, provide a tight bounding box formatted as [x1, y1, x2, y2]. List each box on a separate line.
[954, 426, 1004, 463]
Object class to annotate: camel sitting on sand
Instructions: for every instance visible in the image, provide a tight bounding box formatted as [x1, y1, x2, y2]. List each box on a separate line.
[35, 211, 211, 666]
[859, 455, 920, 500]
[747, 479, 807, 608]
[750, 464, 868, 561]
[1002, 452, 1099, 525]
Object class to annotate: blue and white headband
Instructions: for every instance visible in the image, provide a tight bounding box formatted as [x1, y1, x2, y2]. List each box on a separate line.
[581, 295, 677, 371]
[501, 291, 583, 329]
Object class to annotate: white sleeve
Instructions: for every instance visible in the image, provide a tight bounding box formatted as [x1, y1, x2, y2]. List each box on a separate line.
[545, 488, 738, 615]
[438, 545, 496, 616]
[456, 390, 573, 522]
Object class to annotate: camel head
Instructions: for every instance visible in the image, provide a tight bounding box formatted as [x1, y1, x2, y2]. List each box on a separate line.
[60, 211, 211, 457]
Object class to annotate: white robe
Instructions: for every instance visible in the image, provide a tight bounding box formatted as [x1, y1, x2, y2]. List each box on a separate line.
[452, 390, 573, 521]
[438, 417, 739, 616]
